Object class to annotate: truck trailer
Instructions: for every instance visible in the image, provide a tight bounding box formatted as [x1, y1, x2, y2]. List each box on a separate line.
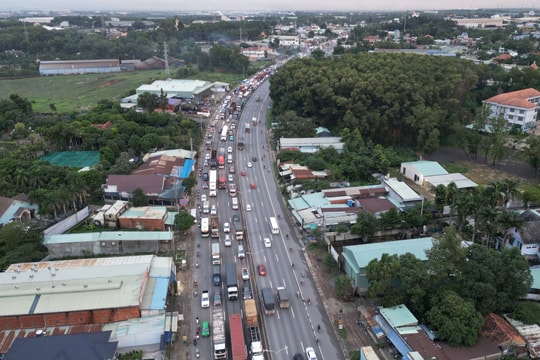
[229, 313, 247, 360]
[212, 308, 227, 359]
[244, 299, 264, 360]
[226, 263, 238, 300]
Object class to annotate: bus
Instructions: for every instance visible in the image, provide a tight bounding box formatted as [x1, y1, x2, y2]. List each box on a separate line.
[268, 217, 280, 235]
[201, 217, 210, 237]
[220, 125, 229, 142]
[209, 170, 217, 197]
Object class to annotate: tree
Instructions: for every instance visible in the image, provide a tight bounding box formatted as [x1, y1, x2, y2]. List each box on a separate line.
[182, 176, 197, 195]
[350, 210, 378, 241]
[131, 188, 147, 207]
[365, 253, 401, 305]
[426, 290, 483, 347]
[175, 210, 195, 233]
[137, 92, 159, 112]
[334, 274, 354, 301]
[426, 225, 466, 281]
[399, 253, 431, 315]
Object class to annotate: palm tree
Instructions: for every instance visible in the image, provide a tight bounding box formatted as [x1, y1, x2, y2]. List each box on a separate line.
[498, 211, 523, 249]
[500, 178, 520, 210]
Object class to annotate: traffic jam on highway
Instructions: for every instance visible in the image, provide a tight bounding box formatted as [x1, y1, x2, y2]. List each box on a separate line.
[189, 66, 327, 360]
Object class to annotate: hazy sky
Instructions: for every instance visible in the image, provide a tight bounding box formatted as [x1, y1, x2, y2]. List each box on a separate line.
[10, 0, 535, 12]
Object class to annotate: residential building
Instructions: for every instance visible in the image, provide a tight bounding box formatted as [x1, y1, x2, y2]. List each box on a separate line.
[483, 88, 540, 131]
[506, 209, 540, 260]
[0, 195, 38, 227]
[400, 160, 477, 189]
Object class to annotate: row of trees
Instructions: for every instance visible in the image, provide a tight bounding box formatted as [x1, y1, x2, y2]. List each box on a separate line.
[366, 227, 532, 346]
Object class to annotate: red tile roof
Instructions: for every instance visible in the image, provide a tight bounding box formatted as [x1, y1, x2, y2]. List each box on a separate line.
[481, 313, 526, 348]
[485, 88, 540, 109]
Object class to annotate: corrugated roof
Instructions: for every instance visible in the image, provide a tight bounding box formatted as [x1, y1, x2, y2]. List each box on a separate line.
[382, 178, 422, 202]
[343, 238, 433, 269]
[426, 173, 478, 189]
[380, 305, 418, 328]
[531, 267, 540, 290]
[1, 256, 170, 316]
[402, 160, 448, 177]
[358, 198, 395, 214]
[44, 231, 173, 245]
[120, 206, 168, 220]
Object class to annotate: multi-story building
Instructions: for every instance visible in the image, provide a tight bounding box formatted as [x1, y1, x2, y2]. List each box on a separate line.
[483, 88, 540, 131]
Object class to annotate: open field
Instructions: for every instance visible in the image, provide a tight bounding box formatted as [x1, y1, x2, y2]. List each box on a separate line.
[0, 70, 245, 113]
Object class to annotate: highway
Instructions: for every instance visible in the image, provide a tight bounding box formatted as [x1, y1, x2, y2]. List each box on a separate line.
[189, 74, 343, 360]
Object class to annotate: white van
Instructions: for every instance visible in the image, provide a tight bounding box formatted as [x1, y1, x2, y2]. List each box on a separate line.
[237, 244, 245, 259]
[227, 154, 233, 164]
[202, 201, 210, 214]
[231, 197, 239, 210]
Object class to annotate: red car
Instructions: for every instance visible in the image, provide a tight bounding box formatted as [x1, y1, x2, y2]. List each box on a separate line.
[257, 264, 266, 276]
[241, 170, 246, 177]
[250, 183, 256, 189]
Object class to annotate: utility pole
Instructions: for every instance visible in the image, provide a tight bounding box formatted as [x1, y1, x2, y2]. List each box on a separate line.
[163, 41, 170, 77]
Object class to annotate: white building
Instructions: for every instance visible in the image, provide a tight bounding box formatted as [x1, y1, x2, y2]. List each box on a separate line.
[483, 88, 540, 131]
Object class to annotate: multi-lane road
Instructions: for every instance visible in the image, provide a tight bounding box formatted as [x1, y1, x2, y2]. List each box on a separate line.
[189, 77, 343, 360]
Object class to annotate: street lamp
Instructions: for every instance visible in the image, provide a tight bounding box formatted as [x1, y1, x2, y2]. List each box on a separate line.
[262, 346, 288, 354]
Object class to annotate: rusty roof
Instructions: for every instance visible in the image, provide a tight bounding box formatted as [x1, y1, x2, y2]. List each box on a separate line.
[358, 197, 395, 214]
[482, 313, 526, 348]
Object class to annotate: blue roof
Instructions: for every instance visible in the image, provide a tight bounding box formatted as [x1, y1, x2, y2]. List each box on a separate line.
[150, 277, 169, 310]
[180, 159, 195, 178]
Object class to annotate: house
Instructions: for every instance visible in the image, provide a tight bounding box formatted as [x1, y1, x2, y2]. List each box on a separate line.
[481, 313, 527, 357]
[0, 195, 38, 227]
[483, 88, 540, 131]
[118, 206, 170, 231]
[341, 238, 433, 292]
[506, 209, 540, 260]
[400, 160, 477, 190]
[375, 304, 502, 360]
[3, 331, 117, 360]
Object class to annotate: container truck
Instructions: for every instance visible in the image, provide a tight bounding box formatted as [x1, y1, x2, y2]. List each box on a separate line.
[229, 313, 247, 360]
[212, 309, 227, 359]
[261, 287, 275, 315]
[211, 242, 221, 265]
[226, 263, 238, 300]
[211, 215, 219, 238]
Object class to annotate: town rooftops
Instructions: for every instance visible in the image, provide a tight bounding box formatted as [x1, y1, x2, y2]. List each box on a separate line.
[484, 88, 540, 109]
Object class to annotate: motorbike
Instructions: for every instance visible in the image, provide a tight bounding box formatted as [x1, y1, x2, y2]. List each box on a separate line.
[195, 348, 200, 358]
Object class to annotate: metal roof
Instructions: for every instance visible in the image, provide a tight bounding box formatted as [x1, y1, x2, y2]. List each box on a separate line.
[1, 255, 171, 316]
[136, 79, 213, 97]
[43, 231, 173, 245]
[401, 160, 448, 177]
[426, 173, 478, 189]
[379, 305, 418, 328]
[343, 238, 433, 269]
[382, 177, 423, 202]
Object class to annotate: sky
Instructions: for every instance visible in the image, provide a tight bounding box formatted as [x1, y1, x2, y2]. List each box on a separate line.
[9, 0, 536, 13]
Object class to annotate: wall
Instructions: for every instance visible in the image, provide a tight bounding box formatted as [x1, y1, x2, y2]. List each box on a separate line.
[43, 207, 89, 236]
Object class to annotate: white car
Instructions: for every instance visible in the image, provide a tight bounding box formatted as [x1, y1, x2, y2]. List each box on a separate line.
[228, 174, 234, 182]
[210, 205, 217, 215]
[223, 222, 231, 233]
[247, 162, 252, 168]
[201, 194, 207, 202]
[245, 204, 252, 211]
[227, 146, 232, 153]
[205, 153, 211, 160]
[305, 347, 317, 360]
[264, 238, 271, 248]
[241, 267, 249, 280]
[224, 234, 232, 247]
[201, 290, 210, 308]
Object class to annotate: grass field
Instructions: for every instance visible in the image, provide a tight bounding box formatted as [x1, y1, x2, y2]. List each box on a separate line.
[0, 70, 245, 113]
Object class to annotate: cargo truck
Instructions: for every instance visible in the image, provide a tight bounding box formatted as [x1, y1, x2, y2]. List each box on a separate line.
[212, 309, 227, 359]
[226, 263, 238, 300]
[211, 215, 219, 238]
[245, 299, 263, 360]
[276, 287, 290, 309]
[218, 170, 227, 189]
[261, 287, 275, 315]
[209, 169, 217, 197]
[229, 313, 247, 360]
[210, 150, 217, 170]
[211, 242, 221, 265]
